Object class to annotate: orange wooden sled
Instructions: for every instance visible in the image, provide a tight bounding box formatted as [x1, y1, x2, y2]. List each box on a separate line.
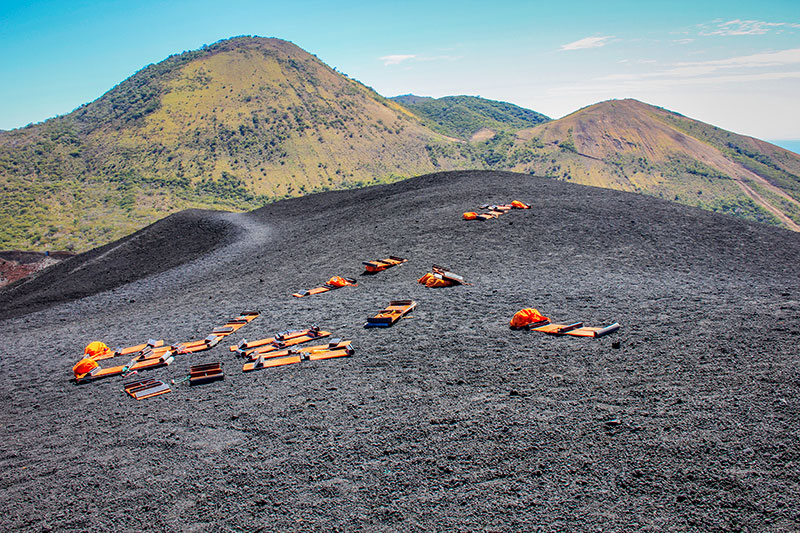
[530, 321, 620, 338]
[364, 300, 416, 328]
[243, 339, 354, 372]
[231, 327, 332, 358]
[292, 277, 357, 298]
[362, 256, 407, 274]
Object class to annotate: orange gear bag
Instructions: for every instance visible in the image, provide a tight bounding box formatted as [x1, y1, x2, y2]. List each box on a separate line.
[327, 276, 351, 288]
[418, 273, 434, 285]
[84, 341, 110, 359]
[418, 272, 454, 287]
[73, 357, 100, 378]
[511, 200, 530, 209]
[463, 212, 478, 220]
[510, 308, 549, 328]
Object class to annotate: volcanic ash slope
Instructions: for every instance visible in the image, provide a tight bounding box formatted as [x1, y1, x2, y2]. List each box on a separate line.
[1, 170, 799, 531]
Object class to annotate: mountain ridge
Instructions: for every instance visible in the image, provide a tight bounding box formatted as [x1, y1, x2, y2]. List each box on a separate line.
[389, 94, 550, 140]
[2, 37, 800, 252]
[506, 99, 800, 230]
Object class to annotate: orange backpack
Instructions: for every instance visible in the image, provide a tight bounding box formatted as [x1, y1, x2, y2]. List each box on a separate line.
[327, 276, 352, 288]
[84, 341, 110, 359]
[73, 357, 100, 378]
[510, 308, 549, 328]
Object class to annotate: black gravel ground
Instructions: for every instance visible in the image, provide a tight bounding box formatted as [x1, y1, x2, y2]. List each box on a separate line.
[1, 170, 799, 531]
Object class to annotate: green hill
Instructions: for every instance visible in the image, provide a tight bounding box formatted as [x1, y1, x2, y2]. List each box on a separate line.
[391, 94, 550, 140]
[0, 37, 472, 251]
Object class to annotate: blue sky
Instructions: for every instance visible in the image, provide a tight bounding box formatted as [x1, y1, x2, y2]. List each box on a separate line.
[1, 0, 799, 141]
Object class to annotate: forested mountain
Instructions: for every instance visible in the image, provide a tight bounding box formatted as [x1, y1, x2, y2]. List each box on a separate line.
[390, 94, 550, 140]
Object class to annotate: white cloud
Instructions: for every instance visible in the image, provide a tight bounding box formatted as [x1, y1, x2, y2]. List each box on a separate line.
[380, 54, 416, 66]
[700, 19, 800, 36]
[416, 55, 462, 62]
[378, 54, 461, 66]
[560, 36, 614, 51]
[595, 48, 800, 83]
[579, 70, 800, 93]
[678, 48, 800, 69]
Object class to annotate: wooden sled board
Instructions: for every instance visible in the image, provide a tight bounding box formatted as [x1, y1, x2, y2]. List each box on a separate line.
[75, 352, 175, 383]
[209, 311, 259, 336]
[306, 342, 354, 361]
[243, 354, 303, 371]
[530, 322, 583, 335]
[362, 256, 407, 273]
[292, 285, 334, 298]
[229, 327, 326, 352]
[431, 265, 465, 285]
[189, 362, 224, 385]
[298, 339, 353, 359]
[104, 339, 165, 360]
[242, 330, 332, 359]
[174, 334, 223, 354]
[292, 278, 356, 298]
[124, 378, 171, 400]
[530, 321, 620, 338]
[564, 323, 620, 338]
[365, 300, 416, 328]
[242, 341, 353, 371]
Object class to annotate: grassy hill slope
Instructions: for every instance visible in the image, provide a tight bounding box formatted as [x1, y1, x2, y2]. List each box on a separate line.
[504, 99, 800, 229]
[0, 37, 470, 251]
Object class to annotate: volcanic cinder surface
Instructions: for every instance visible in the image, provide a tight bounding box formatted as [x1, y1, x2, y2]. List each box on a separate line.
[1, 171, 798, 531]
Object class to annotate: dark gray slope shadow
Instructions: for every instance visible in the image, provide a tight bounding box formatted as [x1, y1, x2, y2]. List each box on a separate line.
[0, 209, 247, 320]
[3, 169, 799, 321]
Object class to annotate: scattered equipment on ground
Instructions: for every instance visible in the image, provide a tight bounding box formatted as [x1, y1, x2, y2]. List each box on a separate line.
[72, 311, 258, 382]
[510, 308, 619, 337]
[292, 276, 357, 297]
[243, 339, 353, 372]
[82, 339, 166, 362]
[123, 378, 171, 400]
[365, 300, 416, 328]
[174, 311, 260, 354]
[418, 265, 465, 287]
[362, 256, 408, 274]
[233, 326, 332, 358]
[464, 200, 530, 221]
[74, 345, 176, 383]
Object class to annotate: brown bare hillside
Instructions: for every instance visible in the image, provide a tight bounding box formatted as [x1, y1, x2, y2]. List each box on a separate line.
[510, 99, 800, 230]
